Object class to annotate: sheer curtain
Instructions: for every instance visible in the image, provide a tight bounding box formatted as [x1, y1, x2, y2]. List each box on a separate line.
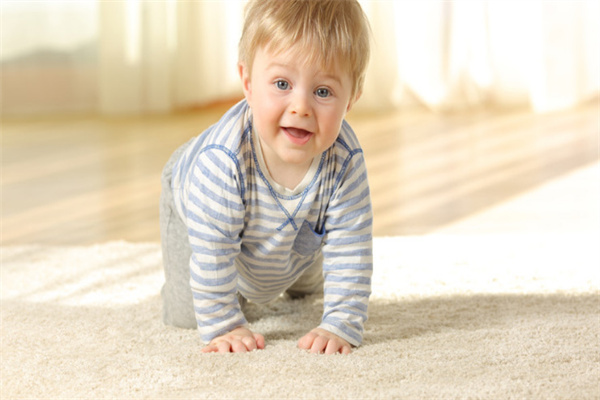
[360, 0, 600, 113]
[0, 0, 99, 114]
[98, 0, 244, 114]
[1, 0, 598, 115]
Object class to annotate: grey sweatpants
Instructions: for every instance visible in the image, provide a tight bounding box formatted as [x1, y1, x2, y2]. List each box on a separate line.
[159, 141, 324, 330]
[159, 141, 196, 328]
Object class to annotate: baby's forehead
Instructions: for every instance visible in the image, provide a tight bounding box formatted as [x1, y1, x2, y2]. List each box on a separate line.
[264, 43, 351, 80]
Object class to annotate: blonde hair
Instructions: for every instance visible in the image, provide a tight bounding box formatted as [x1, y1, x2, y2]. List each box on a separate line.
[239, 0, 371, 101]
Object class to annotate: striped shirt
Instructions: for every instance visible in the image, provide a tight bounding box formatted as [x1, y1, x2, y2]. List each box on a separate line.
[171, 100, 373, 346]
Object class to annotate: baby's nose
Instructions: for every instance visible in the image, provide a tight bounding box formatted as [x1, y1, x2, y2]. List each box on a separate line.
[290, 94, 311, 117]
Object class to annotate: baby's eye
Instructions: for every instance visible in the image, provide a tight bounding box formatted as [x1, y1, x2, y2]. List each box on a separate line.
[276, 80, 289, 90]
[315, 88, 330, 98]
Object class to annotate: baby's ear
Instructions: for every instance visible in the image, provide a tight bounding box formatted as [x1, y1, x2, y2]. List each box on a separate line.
[238, 62, 252, 101]
[347, 90, 362, 113]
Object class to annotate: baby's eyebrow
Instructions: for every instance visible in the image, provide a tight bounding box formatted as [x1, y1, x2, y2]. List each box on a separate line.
[266, 61, 344, 87]
[266, 62, 295, 72]
[320, 73, 343, 87]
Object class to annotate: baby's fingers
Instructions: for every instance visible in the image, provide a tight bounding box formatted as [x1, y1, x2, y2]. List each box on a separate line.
[324, 339, 340, 355]
[231, 339, 248, 353]
[297, 332, 317, 350]
[253, 333, 266, 350]
[324, 339, 351, 355]
[201, 340, 234, 353]
[201, 344, 220, 353]
[297, 330, 330, 353]
[217, 341, 232, 353]
[309, 335, 329, 354]
[241, 336, 257, 351]
[298, 328, 352, 355]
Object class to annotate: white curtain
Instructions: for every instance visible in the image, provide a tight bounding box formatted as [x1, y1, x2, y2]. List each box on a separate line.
[98, 0, 244, 114]
[360, 0, 600, 113]
[0, 0, 98, 114]
[1, 0, 598, 115]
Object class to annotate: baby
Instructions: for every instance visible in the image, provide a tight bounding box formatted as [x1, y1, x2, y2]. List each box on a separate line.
[160, 0, 372, 355]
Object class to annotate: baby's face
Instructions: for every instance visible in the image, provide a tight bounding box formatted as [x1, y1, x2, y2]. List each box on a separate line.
[241, 46, 354, 170]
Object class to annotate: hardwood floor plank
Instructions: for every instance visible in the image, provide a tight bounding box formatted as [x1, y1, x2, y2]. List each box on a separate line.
[1, 100, 598, 245]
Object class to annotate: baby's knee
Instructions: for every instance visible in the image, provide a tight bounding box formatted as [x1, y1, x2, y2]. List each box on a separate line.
[161, 284, 196, 329]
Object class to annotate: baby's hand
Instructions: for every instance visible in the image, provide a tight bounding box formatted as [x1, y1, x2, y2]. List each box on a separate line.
[297, 327, 352, 355]
[201, 326, 265, 353]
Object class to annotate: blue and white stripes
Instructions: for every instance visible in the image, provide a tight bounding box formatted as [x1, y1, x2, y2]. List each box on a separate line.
[171, 100, 373, 346]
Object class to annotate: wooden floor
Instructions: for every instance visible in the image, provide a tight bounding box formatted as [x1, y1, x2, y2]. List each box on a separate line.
[1, 99, 598, 245]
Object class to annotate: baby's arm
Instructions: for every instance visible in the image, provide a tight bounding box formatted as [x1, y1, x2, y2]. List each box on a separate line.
[306, 150, 373, 353]
[201, 326, 265, 353]
[185, 149, 262, 351]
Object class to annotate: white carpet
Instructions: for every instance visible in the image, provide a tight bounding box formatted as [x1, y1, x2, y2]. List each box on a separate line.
[2, 232, 598, 399]
[2, 164, 599, 399]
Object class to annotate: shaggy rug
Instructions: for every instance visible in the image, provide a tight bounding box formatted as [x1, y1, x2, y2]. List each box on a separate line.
[2, 231, 598, 399]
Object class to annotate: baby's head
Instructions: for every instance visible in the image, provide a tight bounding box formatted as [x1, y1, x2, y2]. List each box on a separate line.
[238, 0, 371, 103]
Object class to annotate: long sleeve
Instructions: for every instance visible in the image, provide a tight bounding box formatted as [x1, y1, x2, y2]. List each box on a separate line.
[319, 148, 373, 347]
[184, 147, 247, 344]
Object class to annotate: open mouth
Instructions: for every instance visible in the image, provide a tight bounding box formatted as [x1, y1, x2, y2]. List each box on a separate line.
[283, 127, 313, 145]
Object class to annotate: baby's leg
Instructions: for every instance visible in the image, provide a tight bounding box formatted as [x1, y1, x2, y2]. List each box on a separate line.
[286, 253, 324, 299]
[159, 144, 196, 329]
